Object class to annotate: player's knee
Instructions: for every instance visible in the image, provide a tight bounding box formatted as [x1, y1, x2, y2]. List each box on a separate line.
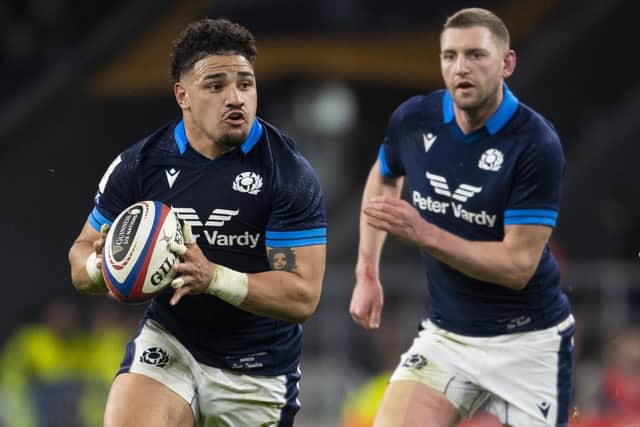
[104, 373, 194, 427]
[374, 380, 459, 427]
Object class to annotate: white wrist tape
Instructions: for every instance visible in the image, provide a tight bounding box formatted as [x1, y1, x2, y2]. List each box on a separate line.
[207, 264, 248, 306]
[86, 252, 106, 286]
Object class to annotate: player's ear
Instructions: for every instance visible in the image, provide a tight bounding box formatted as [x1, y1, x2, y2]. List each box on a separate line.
[503, 49, 516, 78]
[174, 82, 190, 109]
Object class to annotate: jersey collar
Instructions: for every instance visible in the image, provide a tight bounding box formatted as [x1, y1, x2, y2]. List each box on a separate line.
[173, 118, 264, 155]
[442, 82, 519, 136]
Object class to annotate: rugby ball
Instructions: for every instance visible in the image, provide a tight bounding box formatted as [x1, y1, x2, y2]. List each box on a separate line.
[101, 200, 183, 303]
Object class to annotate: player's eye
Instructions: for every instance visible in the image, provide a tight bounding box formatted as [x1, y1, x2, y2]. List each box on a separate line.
[239, 80, 254, 90]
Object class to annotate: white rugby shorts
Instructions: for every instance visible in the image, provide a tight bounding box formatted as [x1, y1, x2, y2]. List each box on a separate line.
[117, 319, 300, 426]
[390, 315, 575, 427]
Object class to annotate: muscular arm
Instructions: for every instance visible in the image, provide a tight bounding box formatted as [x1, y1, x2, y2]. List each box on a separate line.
[356, 161, 404, 282]
[424, 223, 550, 289]
[364, 196, 552, 290]
[169, 235, 326, 324]
[243, 244, 326, 323]
[68, 221, 109, 294]
[350, 161, 403, 329]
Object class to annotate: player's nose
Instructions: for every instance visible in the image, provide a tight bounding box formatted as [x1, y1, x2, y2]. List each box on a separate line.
[454, 56, 469, 74]
[225, 86, 244, 106]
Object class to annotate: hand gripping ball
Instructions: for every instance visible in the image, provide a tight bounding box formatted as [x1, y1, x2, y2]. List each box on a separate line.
[101, 201, 183, 303]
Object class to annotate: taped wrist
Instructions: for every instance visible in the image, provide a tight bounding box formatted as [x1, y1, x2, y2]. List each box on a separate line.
[86, 252, 106, 287]
[207, 264, 248, 306]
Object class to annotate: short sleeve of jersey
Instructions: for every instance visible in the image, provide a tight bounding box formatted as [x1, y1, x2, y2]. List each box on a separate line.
[87, 150, 139, 231]
[504, 135, 565, 227]
[265, 155, 327, 248]
[378, 105, 407, 179]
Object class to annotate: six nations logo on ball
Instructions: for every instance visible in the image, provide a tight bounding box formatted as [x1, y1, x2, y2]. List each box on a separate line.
[233, 171, 263, 195]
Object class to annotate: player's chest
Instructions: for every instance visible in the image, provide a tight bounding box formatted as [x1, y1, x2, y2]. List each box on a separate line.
[140, 164, 270, 249]
[402, 133, 518, 229]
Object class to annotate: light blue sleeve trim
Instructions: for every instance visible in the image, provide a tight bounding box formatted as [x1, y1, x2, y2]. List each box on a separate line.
[378, 145, 393, 178]
[266, 228, 326, 239]
[265, 237, 327, 247]
[504, 217, 556, 227]
[88, 207, 113, 231]
[504, 209, 558, 220]
[265, 228, 327, 247]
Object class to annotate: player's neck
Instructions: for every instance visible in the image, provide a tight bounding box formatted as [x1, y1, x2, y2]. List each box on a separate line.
[454, 87, 503, 134]
[183, 120, 236, 160]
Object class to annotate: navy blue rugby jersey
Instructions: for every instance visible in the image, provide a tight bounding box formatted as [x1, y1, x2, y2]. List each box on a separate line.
[379, 84, 571, 336]
[88, 117, 327, 375]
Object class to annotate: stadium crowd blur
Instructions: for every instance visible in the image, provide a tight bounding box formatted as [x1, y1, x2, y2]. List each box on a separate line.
[1, 0, 639, 425]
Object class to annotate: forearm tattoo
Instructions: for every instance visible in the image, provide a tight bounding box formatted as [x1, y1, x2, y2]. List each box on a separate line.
[268, 247, 297, 271]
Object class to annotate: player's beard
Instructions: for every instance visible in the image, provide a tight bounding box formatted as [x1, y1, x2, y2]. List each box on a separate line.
[217, 128, 248, 148]
[457, 93, 486, 112]
[455, 83, 498, 114]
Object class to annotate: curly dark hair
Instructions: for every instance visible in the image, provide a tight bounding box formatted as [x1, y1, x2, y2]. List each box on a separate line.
[170, 18, 257, 83]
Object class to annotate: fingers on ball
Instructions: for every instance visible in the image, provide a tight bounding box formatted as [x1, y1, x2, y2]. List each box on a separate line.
[169, 241, 188, 256]
[171, 277, 184, 289]
[183, 223, 195, 245]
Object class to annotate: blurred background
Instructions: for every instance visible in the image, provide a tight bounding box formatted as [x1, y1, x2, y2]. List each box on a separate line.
[1, 0, 639, 426]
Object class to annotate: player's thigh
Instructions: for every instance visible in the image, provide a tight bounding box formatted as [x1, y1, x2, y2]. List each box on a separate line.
[374, 380, 460, 427]
[196, 366, 300, 426]
[479, 316, 575, 427]
[389, 325, 490, 420]
[110, 320, 199, 425]
[104, 373, 194, 427]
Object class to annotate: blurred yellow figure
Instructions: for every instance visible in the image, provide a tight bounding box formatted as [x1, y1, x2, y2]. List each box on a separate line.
[341, 371, 391, 427]
[78, 301, 135, 427]
[0, 300, 84, 427]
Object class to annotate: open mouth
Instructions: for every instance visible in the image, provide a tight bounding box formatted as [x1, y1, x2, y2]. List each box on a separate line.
[225, 111, 246, 125]
[456, 81, 474, 89]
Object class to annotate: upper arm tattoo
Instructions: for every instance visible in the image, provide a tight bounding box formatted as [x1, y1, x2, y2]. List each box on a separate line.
[267, 247, 297, 271]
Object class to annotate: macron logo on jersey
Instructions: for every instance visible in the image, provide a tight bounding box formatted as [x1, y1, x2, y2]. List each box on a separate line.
[413, 171, 497, 228]
[423, 133, 437, 152]
[172, 207, 260, 248]
[165, 168, 181, 189]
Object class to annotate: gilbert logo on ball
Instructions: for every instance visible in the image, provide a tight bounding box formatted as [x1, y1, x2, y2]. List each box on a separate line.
[102, 200, 183, 303]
